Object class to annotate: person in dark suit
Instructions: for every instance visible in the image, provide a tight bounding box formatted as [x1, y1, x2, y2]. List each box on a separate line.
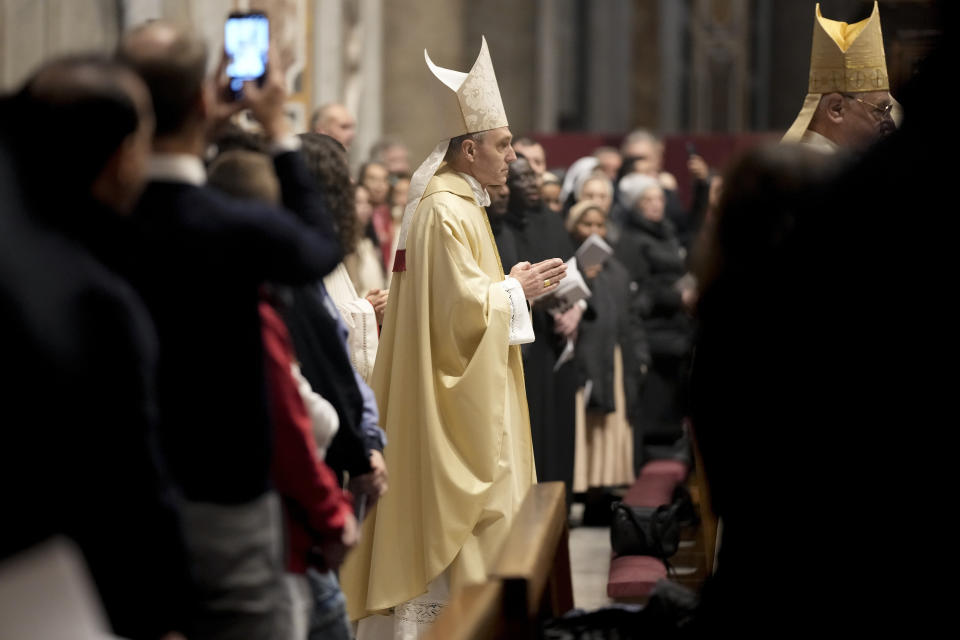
[505, 154, 580, 504]
[0, 56, 189, 640]
[116, 21, 341, 640]
[486, 181, 519, 272]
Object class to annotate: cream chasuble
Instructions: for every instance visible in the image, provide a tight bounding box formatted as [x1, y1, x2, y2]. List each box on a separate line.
[340, 166, 537, 622]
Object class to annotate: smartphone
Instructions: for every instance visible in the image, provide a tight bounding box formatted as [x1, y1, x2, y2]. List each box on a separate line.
[224, 11, 269, 98]
[685, 141, 698, 157]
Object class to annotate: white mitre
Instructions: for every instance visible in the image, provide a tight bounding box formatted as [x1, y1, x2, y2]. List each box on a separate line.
[392, 36, 509, 272]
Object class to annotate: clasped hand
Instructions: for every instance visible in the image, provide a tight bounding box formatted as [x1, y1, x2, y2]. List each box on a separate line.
[509, 258, 567, 301]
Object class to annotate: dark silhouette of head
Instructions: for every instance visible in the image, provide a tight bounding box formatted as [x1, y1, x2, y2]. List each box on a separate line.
[7, 54, 154, 214]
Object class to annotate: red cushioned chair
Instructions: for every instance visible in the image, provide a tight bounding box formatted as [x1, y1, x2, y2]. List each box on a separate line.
[608, 459, 692, 602]
[622, 460, 689, 507]
[638, 459, 688, 485]
[606, 555, 668, 601]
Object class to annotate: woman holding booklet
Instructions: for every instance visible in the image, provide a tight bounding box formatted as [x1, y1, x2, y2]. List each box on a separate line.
[565, 200, 650, 504]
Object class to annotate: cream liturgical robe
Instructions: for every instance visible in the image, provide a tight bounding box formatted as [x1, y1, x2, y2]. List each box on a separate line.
[341, 165, 537, 621]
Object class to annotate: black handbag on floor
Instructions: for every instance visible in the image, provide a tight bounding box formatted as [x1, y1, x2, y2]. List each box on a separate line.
[610, 502, 681, 558]
[671, 484, 700, 528]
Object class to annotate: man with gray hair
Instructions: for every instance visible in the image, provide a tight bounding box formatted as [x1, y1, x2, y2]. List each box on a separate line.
[310, 102, 357, 150]
[367, 135, 411, 175]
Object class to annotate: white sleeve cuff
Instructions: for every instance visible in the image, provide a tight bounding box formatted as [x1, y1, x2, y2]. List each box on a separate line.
[502, 277, 535, 345]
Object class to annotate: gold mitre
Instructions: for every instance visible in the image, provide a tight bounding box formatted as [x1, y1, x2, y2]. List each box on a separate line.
[782, 2, 894, 143]
[425, 36, 509, 139]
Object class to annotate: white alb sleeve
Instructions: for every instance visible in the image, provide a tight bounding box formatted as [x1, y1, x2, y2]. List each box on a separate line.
[501, 277, 535, 345]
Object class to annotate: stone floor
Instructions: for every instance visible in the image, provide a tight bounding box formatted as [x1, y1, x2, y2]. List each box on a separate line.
[568, 503, 613, 610]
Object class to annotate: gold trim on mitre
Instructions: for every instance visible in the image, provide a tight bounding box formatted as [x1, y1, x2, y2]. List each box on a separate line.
[424, 36, 509, 139]
[783, 1, 893, 143]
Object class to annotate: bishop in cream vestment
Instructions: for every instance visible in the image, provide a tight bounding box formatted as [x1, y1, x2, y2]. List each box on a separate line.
[340, 164, 536, 626]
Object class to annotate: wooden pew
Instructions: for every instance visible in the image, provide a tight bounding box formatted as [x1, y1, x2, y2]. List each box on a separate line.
[690, 430, 718, 577]
[489, 481, 574, 636]
[424, 582, 503, 640]
[425, 482, 574, 640]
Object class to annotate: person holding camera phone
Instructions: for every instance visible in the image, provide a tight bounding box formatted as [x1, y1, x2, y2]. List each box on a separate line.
[116, 18, 341, 640]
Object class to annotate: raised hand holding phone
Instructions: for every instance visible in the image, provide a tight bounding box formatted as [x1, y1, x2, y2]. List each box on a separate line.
[238, 43, 290, 141]
[225, 11, 269, 99]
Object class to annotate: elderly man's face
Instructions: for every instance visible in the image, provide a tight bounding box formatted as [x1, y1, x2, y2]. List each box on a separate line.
[382, 144, 410, 174]
[317, 104, 356, 149]
[595, 150, 622, 181]
[623, 140, 659, 176]
[843, 90, 895, 146]
[507, 157, 540, 209]
[514, 142, 546, 177]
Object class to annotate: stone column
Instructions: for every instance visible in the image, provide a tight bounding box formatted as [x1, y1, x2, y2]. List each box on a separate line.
[585, 0, 634, 133]
[657, 0, 685, 134]
[465, 0, 538, 137]
[535, 0, 559, 134]
[349, 0, 382, 164]
[311, 0, 342, 115]
[688, 0, 750, 133]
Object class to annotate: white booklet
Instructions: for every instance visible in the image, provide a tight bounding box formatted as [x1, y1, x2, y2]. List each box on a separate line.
[575, 233, 614, 270]
[533, 256, 591, 308]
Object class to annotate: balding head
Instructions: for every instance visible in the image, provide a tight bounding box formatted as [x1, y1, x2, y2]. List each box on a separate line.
[310, 102, 356, 149]
[10, 55, 154, 213]
[117, 20, 208, 139]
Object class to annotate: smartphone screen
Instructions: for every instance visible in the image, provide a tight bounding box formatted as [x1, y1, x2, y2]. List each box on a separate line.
[225, 12, 269, 93]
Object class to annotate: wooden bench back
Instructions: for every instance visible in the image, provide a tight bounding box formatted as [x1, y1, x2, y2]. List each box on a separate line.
[489, 481, 574, 621]
[423, 582, 503, 640]
[426, 482, 574, 639]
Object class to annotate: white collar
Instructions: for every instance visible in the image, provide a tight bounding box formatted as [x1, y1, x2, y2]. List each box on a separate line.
[799, 130, 839, 154]
[457, 172, 491, 207]
[147, 153, 206, 186]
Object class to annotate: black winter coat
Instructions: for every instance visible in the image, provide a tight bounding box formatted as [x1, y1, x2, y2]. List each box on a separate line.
[615, 216, 693, 358]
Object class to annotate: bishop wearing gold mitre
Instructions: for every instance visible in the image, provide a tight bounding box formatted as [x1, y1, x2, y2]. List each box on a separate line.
[340, 37, 568, 639]
[782, 1, 901, 152]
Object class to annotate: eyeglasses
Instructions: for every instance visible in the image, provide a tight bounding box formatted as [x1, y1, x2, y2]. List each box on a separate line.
[843, 94, 894, 121]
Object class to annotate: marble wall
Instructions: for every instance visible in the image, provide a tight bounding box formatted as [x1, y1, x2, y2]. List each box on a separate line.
[380, 0, 464, 164]
[0, 0, 120, 91]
